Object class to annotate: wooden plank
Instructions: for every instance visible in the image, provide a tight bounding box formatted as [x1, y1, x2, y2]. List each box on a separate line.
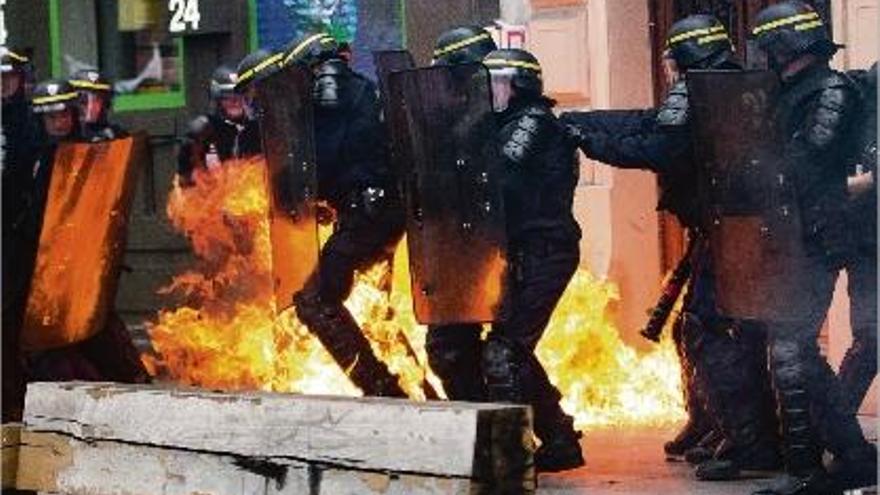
[17, 431, 491, 495]
[23, 382, 534, 490]
[2, 423, 22, 489]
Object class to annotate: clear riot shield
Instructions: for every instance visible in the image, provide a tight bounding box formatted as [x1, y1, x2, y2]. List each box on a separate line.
[21, 134, 146, 351]
[689, 70, 813, 321]
[254, 64, 320, 310]
[388, 63, 507, 325]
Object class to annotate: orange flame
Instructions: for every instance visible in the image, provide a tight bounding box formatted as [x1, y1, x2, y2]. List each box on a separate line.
[145, 159, 683, 428]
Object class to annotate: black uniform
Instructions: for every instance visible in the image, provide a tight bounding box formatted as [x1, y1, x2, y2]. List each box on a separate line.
[762, 62, 875, 487]
[176, 113, 262, 184]
[482, 95, 582, 451]
[837, 64, 877, 416]
[292, 59, 407, 397]
[1, 91, 39, 422]
[748, 4, 876, 493]
[561, 70, 781, 476]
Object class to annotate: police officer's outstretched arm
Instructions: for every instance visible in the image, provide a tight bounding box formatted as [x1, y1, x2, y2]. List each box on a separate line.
[561, 109, 687, 173]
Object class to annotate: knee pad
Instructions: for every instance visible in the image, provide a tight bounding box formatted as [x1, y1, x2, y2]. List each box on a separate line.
[293, 290, 342, 328]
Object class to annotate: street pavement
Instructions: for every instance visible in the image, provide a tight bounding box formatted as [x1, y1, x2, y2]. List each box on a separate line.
[537, 420, 878, 495]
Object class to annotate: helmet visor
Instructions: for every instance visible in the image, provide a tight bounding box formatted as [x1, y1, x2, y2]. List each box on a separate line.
[489, 69, 515, 113]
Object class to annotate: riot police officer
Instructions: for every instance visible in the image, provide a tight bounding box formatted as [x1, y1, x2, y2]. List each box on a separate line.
[69, 69, 126, 142]
[561, 15, 781, 480]
[15, 80, 89, 380]
[432, 25, 498, 66]
[750, 2, 876, 494]
[1, 46, 38, 422]
[481, 48, 584, 472]
[837, 62, 877, 417]
[279, 32, 407, 398]
[23, 79, 151, 385]
[177, 64, 262, 186]
[424, 26, 499, 403]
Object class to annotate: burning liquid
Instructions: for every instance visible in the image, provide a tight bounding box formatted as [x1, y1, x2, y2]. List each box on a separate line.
[145, 158, 684, 428]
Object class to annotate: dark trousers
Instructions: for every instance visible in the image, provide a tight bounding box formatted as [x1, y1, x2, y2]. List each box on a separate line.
[678, 255, 778, 453]
[483, 238, 579, 441]
[765, 263, 870, 474]
[426, 323, 484, 401]
[294, 200, 407, 396]
[838, 250, 878, 414]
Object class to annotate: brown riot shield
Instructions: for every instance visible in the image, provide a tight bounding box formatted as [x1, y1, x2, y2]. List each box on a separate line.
[688, 70, 813, 321]
[21, 134, 146, 351]
[254, 64, 319, 310]
[374, 50, 416, 190]
[374, 50, 415, 102]
[388, 63, 507, 325]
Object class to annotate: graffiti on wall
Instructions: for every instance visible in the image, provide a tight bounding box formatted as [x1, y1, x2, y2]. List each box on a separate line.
[257, 0, 402, 78]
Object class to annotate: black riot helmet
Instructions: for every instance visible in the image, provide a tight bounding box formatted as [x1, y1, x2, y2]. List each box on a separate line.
[209, 65, 239, 99]
[484, 49, 543, 95]
[2, 47, 31, 100]
[234, 49, 284, 92]
[31, 79, 79, 114]
[432, 26, 498, 65]
[33, 79, 80, 139]
[752, 1, 839, 70]
[1, 47, 29, 75]
[665, 15, 734, 70]
[69, 69, 114, 124]
[280, 32, 339, 68]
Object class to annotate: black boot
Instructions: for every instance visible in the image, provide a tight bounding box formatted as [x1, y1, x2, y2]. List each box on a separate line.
[696, 437, 782, 481]
[827, 444, 878, 491]
[534, 417, 585, 473]
[684, 429, 722, 465]
[666, 414, 713, 457]
[751, 470, 842, 495]
[483, 338, 585, 473]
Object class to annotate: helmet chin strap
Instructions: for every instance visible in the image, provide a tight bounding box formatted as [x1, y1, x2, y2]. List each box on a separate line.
[779, 53, 820, 81]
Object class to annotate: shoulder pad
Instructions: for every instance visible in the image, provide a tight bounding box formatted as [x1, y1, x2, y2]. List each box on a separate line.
[656, 81, 689, 128]
[186, 115, 212, 138]
[501, 106, 555, 165]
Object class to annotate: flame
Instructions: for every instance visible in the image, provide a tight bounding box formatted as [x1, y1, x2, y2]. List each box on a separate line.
[145, 158, 683, 428]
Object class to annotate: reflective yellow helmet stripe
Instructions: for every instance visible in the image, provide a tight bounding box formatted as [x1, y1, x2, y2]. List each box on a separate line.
[5, 50, 29, 63]
[283, 32, 333, 66]
[667, 25, 727, 47]
[483, 58, 542, 73]
[753, 11, 820, 35]
[433, 33, 492, 58]
[238, 52, 284, 84]
[32, 92, 78, 106]
[794, 19, 824, 32]
[69, 80, 112, 92]
[697, 32, 730, 45]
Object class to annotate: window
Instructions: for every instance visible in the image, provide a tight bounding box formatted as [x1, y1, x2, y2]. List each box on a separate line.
[49, 0, 185, 112]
